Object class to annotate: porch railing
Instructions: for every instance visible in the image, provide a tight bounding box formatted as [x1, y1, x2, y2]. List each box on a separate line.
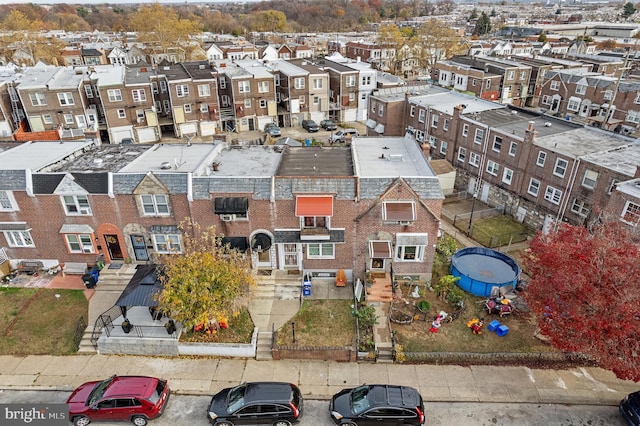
[90, 305, 123, 347]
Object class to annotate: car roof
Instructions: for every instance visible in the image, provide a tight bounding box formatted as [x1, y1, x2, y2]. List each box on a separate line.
[103, 376, 157, 399]
[244, 382, 295, 404]
[366, 385, 420, 408]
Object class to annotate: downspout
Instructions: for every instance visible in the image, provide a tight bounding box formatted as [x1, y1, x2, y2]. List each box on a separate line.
[557, 157, 580, 226]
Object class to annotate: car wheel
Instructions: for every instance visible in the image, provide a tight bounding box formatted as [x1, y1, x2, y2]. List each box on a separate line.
[73, 416, 91, 426]
[273, 421, 292, 426]
[215, 422, 234, 426]
[131, 415, 148, 426]
[341, 422, 358, 426]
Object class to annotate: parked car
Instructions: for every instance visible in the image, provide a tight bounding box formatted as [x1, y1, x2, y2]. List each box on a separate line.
[264, 123, 282, 137]
[208, 382, 303, 425]
[120, 137, 134, 145]
[328, 128, 359, 144]
[620, 390, 640, 425]
[67, 375, 170, 426]
[301, 120, 319, 132]
[320, 119, 337, 131]
[329, 384, 424, 426]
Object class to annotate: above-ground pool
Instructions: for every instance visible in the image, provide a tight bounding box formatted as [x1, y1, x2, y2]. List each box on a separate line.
[450, 246, 521, 297]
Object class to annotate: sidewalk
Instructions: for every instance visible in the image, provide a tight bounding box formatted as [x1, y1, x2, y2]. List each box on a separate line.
[0, 354, 635, 405]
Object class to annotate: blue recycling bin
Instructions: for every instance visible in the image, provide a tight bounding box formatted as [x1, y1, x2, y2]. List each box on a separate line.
[305, 139, 311, 146]
[303, 276, 312, 297]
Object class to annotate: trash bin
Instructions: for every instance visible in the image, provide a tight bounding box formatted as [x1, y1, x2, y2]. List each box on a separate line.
[305, 139, 311, 147]
[82, 267, 100, 289]
[303, 275, 312, 297]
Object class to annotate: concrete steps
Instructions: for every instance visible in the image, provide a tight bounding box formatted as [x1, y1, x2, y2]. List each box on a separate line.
[256, 331, 273, 361]
[77, 326, 97, 354]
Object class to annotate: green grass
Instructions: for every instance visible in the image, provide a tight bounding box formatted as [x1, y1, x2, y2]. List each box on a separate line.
[0, 288, 88, 355]
[277, 299, 355, 347]
[468, 215, 532, 248]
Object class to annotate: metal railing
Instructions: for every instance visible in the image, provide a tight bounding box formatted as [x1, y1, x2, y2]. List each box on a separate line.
[73, 316, 87, 351]
[90, 305, 122, 347]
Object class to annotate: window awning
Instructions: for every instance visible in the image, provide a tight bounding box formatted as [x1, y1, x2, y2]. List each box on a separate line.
[214, 197, 249, 214]
[221, 236, 248, 253]
[374, 123, 385, 133]
[383, 202, 416, 221]
[251, 233, 271, 252]
[396, 233, 428, 246]
[59, 224, 94, 234]
[295, 196, 333, 217]
[0, 222, 31, 231]
[369, 240, 392, 259]
[365, 119, 377, 129]
[150, 225, 180, 234]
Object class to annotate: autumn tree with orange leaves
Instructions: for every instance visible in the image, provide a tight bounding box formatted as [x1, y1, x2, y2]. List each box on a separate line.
[522, 218, 640, 381]
[155, 220, 255, 331]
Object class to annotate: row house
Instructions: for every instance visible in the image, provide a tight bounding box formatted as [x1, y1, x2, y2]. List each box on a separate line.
[608, 174, 640, 229]
[368, 85, 640, 230]
[0, 136, 443, 287]
[539, 70, 640, 135]
[323, 56, 377, 122]
[267, 59, 309, 129]
[289, 59, 331, 124]
[431, 60, 502, 101]
[565, 53, 624, 76]
[345, 41, 382, 65]
[0, 69, 21, 139]
[277, 44, 313, 59]
[234, 60, 278, 132]
[317, 58, 360, 123]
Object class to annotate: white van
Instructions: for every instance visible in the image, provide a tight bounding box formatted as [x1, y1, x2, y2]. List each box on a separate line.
[328, 128, 359, 144]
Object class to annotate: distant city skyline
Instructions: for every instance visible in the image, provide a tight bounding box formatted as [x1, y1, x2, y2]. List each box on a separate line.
[6, 0, 260, 4]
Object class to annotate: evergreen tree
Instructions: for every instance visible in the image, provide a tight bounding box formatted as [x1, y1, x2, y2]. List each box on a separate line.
[622, 2, 636, 18]
[473, 12, 491, 36]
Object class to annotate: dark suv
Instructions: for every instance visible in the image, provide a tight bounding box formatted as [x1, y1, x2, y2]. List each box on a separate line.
[320, 119, 337, 131]
[329, 384, 424, 426]
[208, 382, 303, 426]
[67, 375, 170, 426]
[302, 120, 319, 132]
[620, 390, 640, 425]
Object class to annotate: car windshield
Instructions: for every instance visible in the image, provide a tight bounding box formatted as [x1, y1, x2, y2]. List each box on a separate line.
[87, 376, 115, 406]
[350, 385, 371, 415]
[227, 384, 247, 413]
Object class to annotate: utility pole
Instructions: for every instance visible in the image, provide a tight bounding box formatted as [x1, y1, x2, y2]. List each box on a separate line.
[600, 47, 631, 130]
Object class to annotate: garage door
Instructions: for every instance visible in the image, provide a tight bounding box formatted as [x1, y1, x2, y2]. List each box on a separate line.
[136, 127, 157, 143]
[111, 129, 133, 144]
[180, 122, 197, 137]
[200, 121, 216, 136]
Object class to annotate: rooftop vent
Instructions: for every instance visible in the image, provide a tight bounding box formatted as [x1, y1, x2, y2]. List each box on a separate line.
[93, 158, 103, 166]
[544, 122, 552, 127]
[160, 162, 172, 170]
[388, 154, 404, 162]
[511, 110, 518, 115]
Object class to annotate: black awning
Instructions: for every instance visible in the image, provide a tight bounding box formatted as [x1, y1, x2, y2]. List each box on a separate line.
[116, 265, 164, 307]
[214, 197, 249, 214]
[251, 233, 271, 252]
[221, 237, 248, 253]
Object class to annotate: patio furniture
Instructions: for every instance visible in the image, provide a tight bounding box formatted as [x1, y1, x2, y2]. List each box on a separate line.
[63, 262, 88, 277]
[18, 260, 44, 275]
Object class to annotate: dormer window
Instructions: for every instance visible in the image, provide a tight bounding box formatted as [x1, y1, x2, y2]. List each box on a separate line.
[63, 195, 91, 216]
[296, 196, 333, 240]
[382, 201, 416, 224]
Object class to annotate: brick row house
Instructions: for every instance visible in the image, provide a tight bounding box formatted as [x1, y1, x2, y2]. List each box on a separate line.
[0, 136, 443, 284]
[369, 85, 640, 230]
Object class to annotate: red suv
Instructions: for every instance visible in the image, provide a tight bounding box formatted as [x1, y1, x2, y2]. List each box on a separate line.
[67, 375, 170, 426]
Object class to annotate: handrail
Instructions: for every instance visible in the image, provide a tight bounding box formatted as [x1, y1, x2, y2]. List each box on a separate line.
[73, 316, 87, 351]
[90, 305, 124, 347]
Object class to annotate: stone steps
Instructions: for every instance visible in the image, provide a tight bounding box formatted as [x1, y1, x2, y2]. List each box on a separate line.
[256, 331, 273, 361]
[77, 326, 97, 354]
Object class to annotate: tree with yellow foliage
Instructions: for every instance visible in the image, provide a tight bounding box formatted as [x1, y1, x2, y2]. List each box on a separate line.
[155, 220, 256, 332]
[416, 19, 466, 70]
[128, 4, 201, 54]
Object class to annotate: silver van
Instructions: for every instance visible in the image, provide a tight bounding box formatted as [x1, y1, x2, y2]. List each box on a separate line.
[328, 128, 359, 144]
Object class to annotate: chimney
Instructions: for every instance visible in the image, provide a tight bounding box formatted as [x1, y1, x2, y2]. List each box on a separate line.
[524, 120, 537, 144]
[635, 165, 640, 179]
[527, 121, 534, 132]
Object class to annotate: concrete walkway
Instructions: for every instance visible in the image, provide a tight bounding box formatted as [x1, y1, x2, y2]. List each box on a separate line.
[0, 354, 635, 405]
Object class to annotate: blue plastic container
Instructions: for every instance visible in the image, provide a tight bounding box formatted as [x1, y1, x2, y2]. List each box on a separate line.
[303, 276, 312, 297]
[496, 324, 509, 337]
[488, 320, 501, 332]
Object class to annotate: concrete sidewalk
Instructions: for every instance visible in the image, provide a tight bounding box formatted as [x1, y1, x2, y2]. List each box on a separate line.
[0, 354, 636, 405]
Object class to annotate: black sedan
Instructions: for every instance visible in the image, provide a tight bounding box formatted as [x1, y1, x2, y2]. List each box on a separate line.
[208, 382, 303, 425]
[302, 120, 319, 132]
[320, 119, 337, 131]
[621, 390, 640, 425]
[329, 384, 424, 426]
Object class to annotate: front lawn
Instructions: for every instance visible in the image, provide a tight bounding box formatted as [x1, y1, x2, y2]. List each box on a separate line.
[179, 309, 255, 343]
[277, 299, 355, 347]
[0, 287, 88, 355]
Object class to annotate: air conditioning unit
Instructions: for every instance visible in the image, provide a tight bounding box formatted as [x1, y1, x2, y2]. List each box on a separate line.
[220, 214, 234, 222]
[79, 208, 91, 215]
[398, 221, 412, 226]
[83, 248, 93, 254]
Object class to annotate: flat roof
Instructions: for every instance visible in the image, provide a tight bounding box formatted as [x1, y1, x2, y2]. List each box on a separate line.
[46, 144, 151, 173]
[353, 135, 434, 178]
[472, 108, 578, 139]
[17, 66, 62, 90]
[0, 140, 97, 171]
[580, 140, 640, 178]
[210, 144, 284, 177]
[119, 143, 220, 175]
[415, 92, 504, 116]
[616, 178, 640, 199]
[277, 146, 353, 176]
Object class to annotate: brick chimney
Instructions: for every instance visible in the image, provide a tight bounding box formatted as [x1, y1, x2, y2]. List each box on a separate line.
[524, 120, 537, 144]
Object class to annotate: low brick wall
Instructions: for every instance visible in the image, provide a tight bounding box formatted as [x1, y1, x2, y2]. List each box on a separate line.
[272, 345, 357, 362]
[405, 351, 594, 368]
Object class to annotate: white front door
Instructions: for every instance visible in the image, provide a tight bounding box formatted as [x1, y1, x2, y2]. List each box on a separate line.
[283, 243, 299, 269]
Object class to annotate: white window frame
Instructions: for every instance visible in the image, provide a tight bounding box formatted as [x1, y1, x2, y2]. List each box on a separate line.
[544, 185, 562, 205]
[219, 77, 226, 89]
[29, 92, 47, 106]
[443, 118, 449, 131]
[541, 95, 550, 105]
[582, 169, 598, 189]
[345, 75, 355, 87]
[474, 128, 484, 144]
[457, 147, 466, 163]
[509, 141, 517, 157]
[410, 105, 415, 117]
[567, 97, 580, 112]
[257, 81, 269, 93]
[160, 81, 168, 92]
[553, 158, 568, 178]
[626, 110, 640, 124]
[307, 243, 335, 259]
[536, 151, 546, 167]
[65, 233, 94, 254]
[259, 99, 267, 108]
[153, 234, 182, 254]
[622, 201, 640, 225]
[462, 124, 469, 137]
[431, 114, 439, 128]
[4, 230, 34, 247]
[184, 104, 192, 114]
[528, 178, 540, 197]
[502, 168, 513, 185]
[570, 199, 590, 217]
[245, 98, 252, 108]
[313, 78, 323, 89]
[117, 109, 126, 119]
[394, 235, 426, 262]
[486, 160, 499, 176]
[0, 190, 18, 211]
[84, 85, 94, 98]
[492, 136, 502, 152]
[576, 84, 587, 95]
[42, 114, 53, 125]
[176, 84, 189, 97]
[200, 103, 209, 113]
[440, 140, 447, 154]
[550, 81, 559, 91]
[57, 92, 75, 106]
[64, 114, 74, 125]
[198, 84, 211, 97]
[140, 194, 170, 216]
[238, 80, 250, 93]
[469, 152, 480, 167]
[132, 89, 146, 102]
[62, 195, 91, 215]
[294, 77, 305, 89]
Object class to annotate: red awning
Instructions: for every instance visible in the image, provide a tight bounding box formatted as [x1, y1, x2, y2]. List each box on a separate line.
[370, 240, 392, 259]
[295, 196, 333, 217]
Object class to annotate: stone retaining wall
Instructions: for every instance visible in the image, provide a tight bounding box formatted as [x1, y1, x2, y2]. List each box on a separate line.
[405, 351, 594, 367]
[178, 328, 259, 357]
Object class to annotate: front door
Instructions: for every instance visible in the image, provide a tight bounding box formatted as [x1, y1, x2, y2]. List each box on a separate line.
[130, 235, 149, 261]
[283, 243, 299, 269]
[104, 234, 124, 261]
